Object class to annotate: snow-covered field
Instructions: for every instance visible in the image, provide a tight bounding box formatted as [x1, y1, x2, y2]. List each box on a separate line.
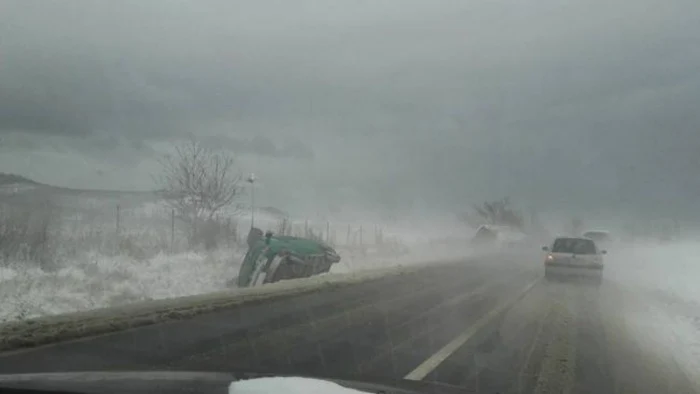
[0, 195, 473, 323]
[0, 241, 473, 324]
[0, 248, 244, 322]
[603, 241, 700, 385]
[0, 234, 481, 322]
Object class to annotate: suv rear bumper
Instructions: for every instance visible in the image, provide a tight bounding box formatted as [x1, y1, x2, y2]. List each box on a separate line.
[545, 261, 603, 270]
[545, 264, 603, 280]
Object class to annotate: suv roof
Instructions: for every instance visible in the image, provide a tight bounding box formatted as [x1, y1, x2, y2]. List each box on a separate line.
[583, 230, 610, 235]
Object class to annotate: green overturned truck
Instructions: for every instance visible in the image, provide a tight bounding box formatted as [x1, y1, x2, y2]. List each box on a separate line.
[236, 228, 342, 288]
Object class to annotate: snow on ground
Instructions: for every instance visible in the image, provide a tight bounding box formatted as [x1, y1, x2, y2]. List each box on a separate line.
[0, 197, 452, 323]
[0, 242, 468, 323]
[0, 248, 244, 323]
[603, 240, 700, 386]
[629, 304, 700, 388]
[0, 190, 477, 324]
[0, 216, 472, 323]
[605, 240, 700, 304]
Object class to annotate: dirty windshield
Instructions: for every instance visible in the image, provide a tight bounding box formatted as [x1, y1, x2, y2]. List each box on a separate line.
[0, 1, 699, 394]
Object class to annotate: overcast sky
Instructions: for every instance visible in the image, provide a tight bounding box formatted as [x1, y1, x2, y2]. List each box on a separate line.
[1, 0, 699, 220]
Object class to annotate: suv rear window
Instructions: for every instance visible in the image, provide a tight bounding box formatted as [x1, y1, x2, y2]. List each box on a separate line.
[552, 238, 597, 254]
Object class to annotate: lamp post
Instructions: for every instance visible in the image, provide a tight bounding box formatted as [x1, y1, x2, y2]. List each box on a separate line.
[247, 173, 257, 229]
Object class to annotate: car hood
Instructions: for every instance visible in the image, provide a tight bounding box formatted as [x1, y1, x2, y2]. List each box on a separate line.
[0, 371, 471, 394]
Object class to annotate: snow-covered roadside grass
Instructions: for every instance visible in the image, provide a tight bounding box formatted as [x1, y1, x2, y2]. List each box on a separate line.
[0, 192, 490, 349]
[0, 248, 244, 323]
[0, 199, 442, 323]
[0, 198, 474, 325]
[0, 240, 471, 324]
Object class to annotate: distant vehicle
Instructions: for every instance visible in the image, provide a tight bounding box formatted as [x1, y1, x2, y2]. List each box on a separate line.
[235, 229, 342, 288]
[471, 224, 526, 247]
[542, 236, 606, 284]
[582, 230, 613, 248]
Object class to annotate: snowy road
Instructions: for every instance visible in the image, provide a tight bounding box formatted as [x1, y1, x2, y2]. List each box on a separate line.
[0, 252, 699, 393]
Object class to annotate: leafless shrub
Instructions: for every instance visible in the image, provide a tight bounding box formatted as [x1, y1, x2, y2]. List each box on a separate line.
[154, 137, 244, 248]
[116, 236, 150, 261]
[459, 197, 525, 230]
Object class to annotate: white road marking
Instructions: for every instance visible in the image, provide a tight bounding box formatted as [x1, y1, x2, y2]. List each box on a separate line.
[403, 278, 541, 381]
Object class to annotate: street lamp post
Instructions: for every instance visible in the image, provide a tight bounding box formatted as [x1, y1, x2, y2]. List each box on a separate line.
[247, 173, 256, 229]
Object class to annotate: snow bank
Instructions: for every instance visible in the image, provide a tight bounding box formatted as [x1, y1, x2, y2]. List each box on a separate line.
[603, 241, 700, 303]
[602, 285, 700, 391]
[627, 305, 700, 389]
[602, 240, 700, 390]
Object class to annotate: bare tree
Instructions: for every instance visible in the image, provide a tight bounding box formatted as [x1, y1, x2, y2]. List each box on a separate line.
[155, 138, 243, 245]
[459, 197, 525, 230]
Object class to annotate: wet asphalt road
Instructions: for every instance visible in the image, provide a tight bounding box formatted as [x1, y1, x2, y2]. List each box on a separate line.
[0, 257, 697, 393]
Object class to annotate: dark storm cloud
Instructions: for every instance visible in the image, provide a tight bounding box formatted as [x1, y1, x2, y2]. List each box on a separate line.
[1, 0, 700, 218]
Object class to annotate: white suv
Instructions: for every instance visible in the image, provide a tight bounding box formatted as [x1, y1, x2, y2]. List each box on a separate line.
[542, 236, 606, 284]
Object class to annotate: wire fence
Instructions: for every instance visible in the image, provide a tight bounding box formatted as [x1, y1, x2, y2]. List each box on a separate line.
[0, 198, 410, 267]
[108, 204, 406, 252]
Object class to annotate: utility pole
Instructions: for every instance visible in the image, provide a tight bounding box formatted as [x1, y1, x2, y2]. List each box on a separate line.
[247, 173, 257, 230]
